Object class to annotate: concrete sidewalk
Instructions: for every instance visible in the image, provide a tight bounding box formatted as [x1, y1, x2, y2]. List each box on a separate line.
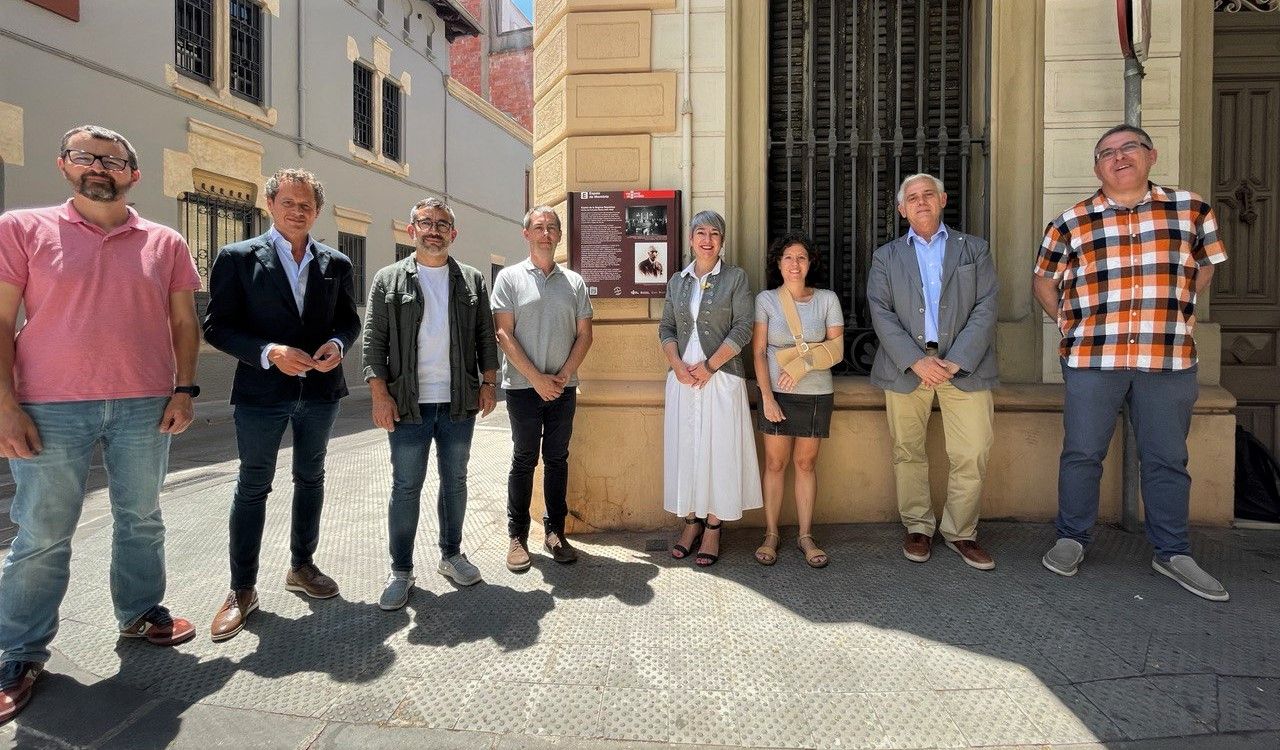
[2, 401, 1279, 749]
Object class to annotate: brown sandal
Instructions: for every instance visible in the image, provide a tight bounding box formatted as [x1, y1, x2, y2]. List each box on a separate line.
[754, 531, 780, 565]
[797, 534, 829, 569]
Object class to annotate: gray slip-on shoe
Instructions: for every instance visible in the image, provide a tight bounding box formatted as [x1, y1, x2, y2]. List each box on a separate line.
[1042, 538, 1085, 577]
[378, 571, 415, 611]
[1152, 555, 1230, 602]
[438, 554, 482, 586]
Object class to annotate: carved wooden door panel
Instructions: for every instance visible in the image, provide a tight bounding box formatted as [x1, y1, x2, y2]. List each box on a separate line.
[1213, 11, 1280, 455]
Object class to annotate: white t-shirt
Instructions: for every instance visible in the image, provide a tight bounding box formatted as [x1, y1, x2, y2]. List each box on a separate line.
[416, 263, 452, 403]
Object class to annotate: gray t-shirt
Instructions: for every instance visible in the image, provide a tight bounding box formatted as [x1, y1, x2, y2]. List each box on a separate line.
[491, 259, 594, 390]
[755, 288, 844, 395]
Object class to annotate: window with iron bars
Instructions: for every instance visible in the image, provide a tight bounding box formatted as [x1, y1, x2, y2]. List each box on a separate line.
[229, 0, 264, 103]
[382, 79, 402, 161]
[395, 243, 415, 261]
[175, 0, 214, 83]
[767, 0, 987, 375]
[179, 190, 263, 314]
[339, 232, 368, 303]
[353, 63, 375, 151]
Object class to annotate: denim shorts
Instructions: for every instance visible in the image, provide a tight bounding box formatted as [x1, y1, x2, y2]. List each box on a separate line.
[756, 391, 835, 438]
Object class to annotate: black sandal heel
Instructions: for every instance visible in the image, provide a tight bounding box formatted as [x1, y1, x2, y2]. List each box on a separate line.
[695, 519, 724, 566]
[671, 516, 704, 559]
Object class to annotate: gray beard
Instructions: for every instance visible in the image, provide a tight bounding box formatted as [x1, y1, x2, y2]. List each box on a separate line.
[78, 176, 120, 202]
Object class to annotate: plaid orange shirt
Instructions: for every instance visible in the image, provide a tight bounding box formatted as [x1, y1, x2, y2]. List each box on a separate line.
[1034, 183, 1227, 371]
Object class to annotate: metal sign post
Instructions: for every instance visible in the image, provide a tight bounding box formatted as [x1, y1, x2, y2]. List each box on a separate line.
[1117, 0, 1151, 533]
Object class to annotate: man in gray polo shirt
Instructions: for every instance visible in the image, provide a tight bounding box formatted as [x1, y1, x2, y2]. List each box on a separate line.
[492, 205, 594, 572]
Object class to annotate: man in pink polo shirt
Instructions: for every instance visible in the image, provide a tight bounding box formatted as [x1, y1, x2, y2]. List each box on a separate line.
[0, 125, 201, 723]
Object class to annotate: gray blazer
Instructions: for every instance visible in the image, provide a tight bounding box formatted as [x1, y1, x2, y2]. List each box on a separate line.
[658, 261, 753, 379]
[867, 229, 999, 393]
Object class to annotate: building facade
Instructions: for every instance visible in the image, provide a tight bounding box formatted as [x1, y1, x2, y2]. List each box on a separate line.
[0, 0, 534, 402]
[450, 0, 535, 130]
[531, 0, 1280, 531]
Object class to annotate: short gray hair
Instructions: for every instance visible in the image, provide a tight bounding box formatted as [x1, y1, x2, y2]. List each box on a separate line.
[689, 210, 726, 239]
[523, 205, 559, 230]
[896, 174, 945, 205]
[265, 168, 325, 208]
[60, 125, 139, 171]
[409, 196, 456, 225]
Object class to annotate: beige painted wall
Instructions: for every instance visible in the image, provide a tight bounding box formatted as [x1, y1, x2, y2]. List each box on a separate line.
[530, 0, 1235, 532]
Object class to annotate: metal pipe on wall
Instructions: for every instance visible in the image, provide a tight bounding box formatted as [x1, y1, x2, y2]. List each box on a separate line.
[681, 0, 693, 261]
[296, 2, 306, 157]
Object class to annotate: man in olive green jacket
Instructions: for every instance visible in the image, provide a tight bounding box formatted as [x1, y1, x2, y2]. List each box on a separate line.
[361, 197, 499, 608]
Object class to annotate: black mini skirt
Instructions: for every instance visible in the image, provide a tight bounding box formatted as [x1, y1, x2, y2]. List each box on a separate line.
[756, 391, 835, 438]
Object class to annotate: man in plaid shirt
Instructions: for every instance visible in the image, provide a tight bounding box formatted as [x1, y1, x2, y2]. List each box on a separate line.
[1032, 124, 1229, 601]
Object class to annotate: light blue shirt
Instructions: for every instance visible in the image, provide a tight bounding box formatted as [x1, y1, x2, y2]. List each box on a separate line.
[259, 226, 342, 370]
[907, 223, 948, 345]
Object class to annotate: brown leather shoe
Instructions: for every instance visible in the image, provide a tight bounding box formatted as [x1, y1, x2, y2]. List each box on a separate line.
[903, 532, 932, 563]
[506, 537, 532, 572]
[947, 539, 996, 570]
[0, 661, 42, 724]
[210, 589, 258, 642]
[284, 563, 339, 599]
[544, 532, 578, 564]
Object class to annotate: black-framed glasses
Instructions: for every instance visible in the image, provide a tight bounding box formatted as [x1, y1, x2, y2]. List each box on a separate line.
[61, 149, 130, 172]
[412, 218, 454, 233]
[1094, 141, 1151, 163]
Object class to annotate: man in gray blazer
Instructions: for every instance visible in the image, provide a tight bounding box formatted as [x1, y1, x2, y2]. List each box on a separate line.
[867, 173, 999, 570]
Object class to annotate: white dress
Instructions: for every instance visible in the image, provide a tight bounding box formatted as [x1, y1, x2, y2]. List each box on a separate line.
[663, 268, 764, 521]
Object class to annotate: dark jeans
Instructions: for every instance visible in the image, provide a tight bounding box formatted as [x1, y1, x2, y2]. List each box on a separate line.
[1057, 363, 1198, 559]
[387, 403, 476, 570]
[506, 386, 577, 538]
[229, 398, 341, 589]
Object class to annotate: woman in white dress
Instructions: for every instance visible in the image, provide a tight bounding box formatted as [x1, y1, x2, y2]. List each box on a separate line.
[658, 210, 763, 565]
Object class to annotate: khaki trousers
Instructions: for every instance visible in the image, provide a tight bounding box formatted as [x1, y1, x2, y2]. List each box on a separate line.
[884, 382, 994, 541]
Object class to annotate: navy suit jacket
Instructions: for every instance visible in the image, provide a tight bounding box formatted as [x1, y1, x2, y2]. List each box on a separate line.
[203, 232, 361, 405]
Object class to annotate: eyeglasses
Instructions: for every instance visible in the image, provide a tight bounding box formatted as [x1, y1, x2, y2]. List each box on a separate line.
[61, 149, 130, 172]
[1094, 141, 1151, 163]
[412, 218, 454, 233]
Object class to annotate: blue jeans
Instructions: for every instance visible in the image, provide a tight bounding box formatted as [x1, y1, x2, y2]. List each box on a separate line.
[0, 397, 171, 664]
[229, 399, 340, 589]
[387, 403, 476, 570]
[506, 387, 576, 539]
[1057, 363, 1198, 559]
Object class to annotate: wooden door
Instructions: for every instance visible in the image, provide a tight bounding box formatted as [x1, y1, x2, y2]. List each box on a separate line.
[1213, 11, 1280, 456]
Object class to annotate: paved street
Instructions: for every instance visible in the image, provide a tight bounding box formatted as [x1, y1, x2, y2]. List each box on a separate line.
[1, 396, 1279, 749]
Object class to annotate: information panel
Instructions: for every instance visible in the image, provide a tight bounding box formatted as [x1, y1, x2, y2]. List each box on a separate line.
[568, 190, 682, 298]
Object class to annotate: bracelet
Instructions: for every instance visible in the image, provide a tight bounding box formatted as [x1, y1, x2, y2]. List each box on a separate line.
[703, 359, 719, 374]
[482, 381, 496, 387]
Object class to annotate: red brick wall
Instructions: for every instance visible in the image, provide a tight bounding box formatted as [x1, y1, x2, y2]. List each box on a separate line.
[489, 47, 533, 131]
[449, 0, 485, 96]
[447, 0, 533, 132]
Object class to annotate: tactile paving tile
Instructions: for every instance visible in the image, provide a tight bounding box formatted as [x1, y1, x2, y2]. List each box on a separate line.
[1217, 676, 1280, 732]
[920, 644, 1044, 691]
[1147, 673, 1220, 729]
[386, 679, 471, 729]
[1075, 676, 1214, 740]
[606, 645, 685, 691]
[936, 687, 1049, 747]
[808, 692, 887, 750]
[1009, 683, 1124, 743]
[862, 690, 967, 749]
[524, 683, 605, 738]
[1033, 634, 1145, 683]
[598, 687, 672, 743]
[452, 679, 533, 734]
[731, 690, 816, 749]
[668, 689, 739, 747]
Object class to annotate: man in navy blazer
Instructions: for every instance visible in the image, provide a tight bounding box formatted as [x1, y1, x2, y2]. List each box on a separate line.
[867, 173, 999, 571]
[202, 168, 361, 641]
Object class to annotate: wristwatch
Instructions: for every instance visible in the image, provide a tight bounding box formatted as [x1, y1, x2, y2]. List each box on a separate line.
[174, 385, 201, 398]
